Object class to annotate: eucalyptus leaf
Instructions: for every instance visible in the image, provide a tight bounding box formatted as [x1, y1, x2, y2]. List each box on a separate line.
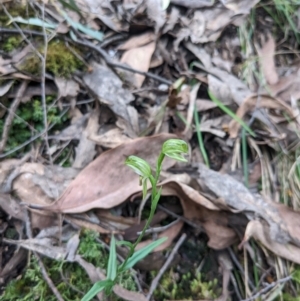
[63, 13, 104, 41]
[9, 17, 56, 29]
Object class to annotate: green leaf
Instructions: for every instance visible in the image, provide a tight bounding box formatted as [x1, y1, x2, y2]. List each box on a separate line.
[142, 178, 148, 200]
[125, 155, 152, 178]
[58, 0, 81, 14]
[162, 139, 188, 162]
[153, 187, 162, 207]
[9, 17, 56, 29]
[116, 240, 133, 249]
[63, 13, 104, 42]
[107, 235, 117, 281]
[208, 90, 256, 137]
[81, 279, 112, 301]
[122, 237, 167, 270]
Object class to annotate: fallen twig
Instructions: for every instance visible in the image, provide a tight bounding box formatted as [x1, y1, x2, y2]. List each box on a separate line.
[146, 233, 187, 300]
[241, 275, 292, 301]
[36, 254, 64, 301]
[0, 81, 28, 152]
[74, 39, 173, 85]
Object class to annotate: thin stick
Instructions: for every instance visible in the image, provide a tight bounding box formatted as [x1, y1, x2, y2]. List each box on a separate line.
[73, 39, 172, 85]
[24, 205, 64, 301]
[137, 219, 180, 235]
[146, 233, 187, 300]
[240, 275, 292, 301]
[157, 205, 203, 231]
[35, 254, 64, 301]
[0, 81, 28, 152]
[40, 2, 53, 164]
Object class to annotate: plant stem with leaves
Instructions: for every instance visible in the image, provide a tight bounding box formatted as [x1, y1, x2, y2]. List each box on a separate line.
[82, 139, 189, 301]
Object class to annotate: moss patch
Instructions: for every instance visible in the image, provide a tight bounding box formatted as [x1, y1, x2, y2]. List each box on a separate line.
[1, 230, 137, 301]
[152, 269, 220, 300]
[20, 40, 84, 78]
[0, 95, 68, 156]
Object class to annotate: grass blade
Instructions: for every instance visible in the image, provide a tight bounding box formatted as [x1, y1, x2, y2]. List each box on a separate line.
[107, 235, 117, 281]
[82, 280, 111, 301]
[208, 90, 256, 137]
[123, 237, 167, 270]
[194, 105, 210, 167]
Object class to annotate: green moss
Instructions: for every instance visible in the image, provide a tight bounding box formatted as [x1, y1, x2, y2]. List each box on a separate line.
[0, 95, 68, 156]
[20, 40, 84, 78]
[1, 230, 137, 301]
[0, 3, 35, 27]
[3, 36, 23, 52]
[152, 269, 220, 300]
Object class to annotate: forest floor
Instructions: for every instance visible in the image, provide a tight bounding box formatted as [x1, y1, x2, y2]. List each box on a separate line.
[1, 1, 300, 301]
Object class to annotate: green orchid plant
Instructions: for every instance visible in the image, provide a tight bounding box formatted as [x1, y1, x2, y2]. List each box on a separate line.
[82, 139, 188, 301]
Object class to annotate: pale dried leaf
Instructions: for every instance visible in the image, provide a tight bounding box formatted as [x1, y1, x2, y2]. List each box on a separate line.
[256, 34, 279, 85]
[221, 0, 260, 14]
[3, 238, 67, 260]
[89, 127, 132, 149]
[146, 0, 166, 33]
[118, 32, 155, 50]
[73, 108, 99, 168]
[196, 163, 300, 248]
[83, 63, 136, 135]
[48, 114, 89, 141]
[228, 95, 294, 138]
[41, 134, 177, 213]
[170, 0, 214, 8]
[120, 42, 156, 88]
[54, 77, 80, 99]
[242, 220, 300, 264]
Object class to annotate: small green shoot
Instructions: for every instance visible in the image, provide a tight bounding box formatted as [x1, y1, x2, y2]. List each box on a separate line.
[194, 105, 210, 167]
[208, 90, 256, 137]
[82, 139, 189, 301]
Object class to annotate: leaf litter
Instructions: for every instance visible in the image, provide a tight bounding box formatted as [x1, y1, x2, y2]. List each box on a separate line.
[1, 0, 300, 300]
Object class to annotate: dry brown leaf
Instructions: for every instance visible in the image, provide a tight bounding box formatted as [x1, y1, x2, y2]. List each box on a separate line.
[0, 249, 27, 283]
[221, 0, 260, 14]
[170, 0, 214, 8]
[195, 99, 217, 112]
[135, 221, 184, 252]
[40, 134, 178, 213]
[83, 63, 136, 136]
[64, 215, 118, 234]
[241, 220, 300, 265]
[48, 114, 89, 141]
[118, 32, 155, 50]
[208, 68, 251, 106]
[160, 179, 237, 249]
[196, 163, 300, 249]
[146, 0, 166, 34]
[256, 34, 279, 85]
[228, 95, 294, 138]
[3, 237, 67, 261]
[163, 6, 180, 33]
[183, 83, 199, 134]
[72, 108, 99, 169]
[120, 42, 156, 88]
[10, 163, 79, 229]
[54, 77, 79, 99]
[89, 127, 132, 149]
